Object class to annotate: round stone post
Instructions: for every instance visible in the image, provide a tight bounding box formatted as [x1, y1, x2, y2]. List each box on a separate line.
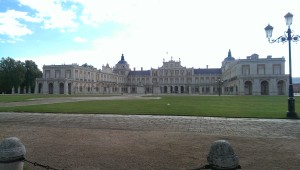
[0, 137, 26, 170]
[207, 140, 240, 170]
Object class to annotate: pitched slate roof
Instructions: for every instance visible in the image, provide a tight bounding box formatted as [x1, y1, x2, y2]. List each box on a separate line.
[128, 70, 151, 76]
[194, 68, 222, 75]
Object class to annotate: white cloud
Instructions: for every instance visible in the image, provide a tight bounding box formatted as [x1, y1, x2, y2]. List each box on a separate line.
[12, 0, 300, 77]
[73, 36, 87, 43]
[0, 9, 39, 38]
[19, 0, 79, 31]
[73, 0, 150, 27]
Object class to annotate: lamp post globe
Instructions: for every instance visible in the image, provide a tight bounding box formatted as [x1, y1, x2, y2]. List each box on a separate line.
[265, 12, 298, 119]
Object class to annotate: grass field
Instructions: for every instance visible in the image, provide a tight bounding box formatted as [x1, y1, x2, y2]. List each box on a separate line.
[0, 94, 299, 119]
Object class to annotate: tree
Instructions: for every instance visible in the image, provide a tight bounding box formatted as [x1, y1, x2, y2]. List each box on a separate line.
[81, 63, 94, 69]
[21, 60, 43, 93]
[0, 57, 42, 94]
[0, 57, 25, 93]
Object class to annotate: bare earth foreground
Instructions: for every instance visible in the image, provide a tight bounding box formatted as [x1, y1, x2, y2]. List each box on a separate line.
[0, 96, 299, 170]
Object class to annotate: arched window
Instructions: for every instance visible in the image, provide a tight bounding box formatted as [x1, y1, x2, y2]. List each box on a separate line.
[59, 83, 64, 94]
[244, 81, 252, 95]
[277, 80, 285, 95]
[261, 81, 269, 95]
[48, 83, 54, 94]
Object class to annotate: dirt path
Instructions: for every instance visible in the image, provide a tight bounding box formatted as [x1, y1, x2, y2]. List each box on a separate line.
[0, 112, 299, 170]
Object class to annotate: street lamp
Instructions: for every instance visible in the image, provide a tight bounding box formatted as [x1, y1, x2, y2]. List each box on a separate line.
[264, 12, 299, 119]
[215, 78, 223, 96]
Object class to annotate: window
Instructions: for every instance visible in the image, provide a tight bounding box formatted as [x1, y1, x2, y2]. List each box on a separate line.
[55, 70, 60, 78]
[273, 64, 281, 75]
[242, 65, 250, 75]
[45, 70, 50, 78]
[257, 64, 265, 75]
[170, 78, 174, 83]
[164, 78, 168, 83]
[75, 70, 79, 79]
[200, 77, 204, 83]
[206, 77, 210, 83]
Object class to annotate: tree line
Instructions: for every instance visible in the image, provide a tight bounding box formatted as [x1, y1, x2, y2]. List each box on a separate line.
[0, 57, 42, 94]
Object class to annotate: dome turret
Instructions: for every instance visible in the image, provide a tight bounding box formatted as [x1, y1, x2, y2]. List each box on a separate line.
[224, 49, 235, 61]
[114, 54, 130, 75]
[118, 54, 128, 64]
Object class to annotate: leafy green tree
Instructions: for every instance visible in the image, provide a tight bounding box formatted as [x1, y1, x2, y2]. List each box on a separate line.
[21, 60, 43, 93]
[81, 63, 94, 68]
[0, 57, 42, 94]
[0, 57, 25, 93]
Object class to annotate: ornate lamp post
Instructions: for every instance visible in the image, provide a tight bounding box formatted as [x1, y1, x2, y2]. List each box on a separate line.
[216, 78, 223, 96]
[265, 12, 299, 119]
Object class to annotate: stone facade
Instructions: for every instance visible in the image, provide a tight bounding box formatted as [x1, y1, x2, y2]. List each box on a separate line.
[35, 51, 288, 95]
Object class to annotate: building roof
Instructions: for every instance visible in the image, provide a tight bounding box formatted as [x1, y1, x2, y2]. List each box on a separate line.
[117, 54, 128, 64]
[224, 49, 235, 62]
[194, 68, 222, 75]
[128, 70, 151, 76]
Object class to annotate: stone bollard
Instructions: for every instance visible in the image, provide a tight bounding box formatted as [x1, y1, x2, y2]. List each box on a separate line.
[207, 140, 240, 170]
[0, 137, 26, 170]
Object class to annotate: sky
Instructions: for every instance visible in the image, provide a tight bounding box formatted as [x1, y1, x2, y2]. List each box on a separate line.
[1, 0, 300, 77]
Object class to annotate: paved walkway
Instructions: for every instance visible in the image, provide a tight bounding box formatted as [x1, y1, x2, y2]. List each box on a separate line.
[1, 96, 299, 169]
[0, 112, 299, 139]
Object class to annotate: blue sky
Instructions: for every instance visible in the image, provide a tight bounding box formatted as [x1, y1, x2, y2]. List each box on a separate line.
[1, 0, 300, 77]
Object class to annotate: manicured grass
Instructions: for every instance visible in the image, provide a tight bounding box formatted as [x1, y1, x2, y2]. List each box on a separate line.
[1, 95, 299, 119]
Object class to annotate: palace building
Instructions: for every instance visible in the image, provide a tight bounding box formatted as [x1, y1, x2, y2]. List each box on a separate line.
[35, 50, 288, 95]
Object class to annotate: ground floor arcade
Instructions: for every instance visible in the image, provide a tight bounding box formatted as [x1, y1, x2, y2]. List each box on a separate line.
[35, 77, 288, 96]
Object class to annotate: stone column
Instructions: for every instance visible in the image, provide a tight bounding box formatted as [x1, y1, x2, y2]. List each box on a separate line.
[17, 87, 20, 94]
[34, 81, 38, 94]
[127, 87, 131, 94]
[11, 87, 15, 94]
[0, 137, 26, 170]
[64, 82, 68, 95]
[269, 79, 277, 95]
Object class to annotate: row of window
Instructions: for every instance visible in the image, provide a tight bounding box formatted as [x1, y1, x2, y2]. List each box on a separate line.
[242, 64, 281, 75]
[45, 69, 126, 83]
[152, 69, 193, 76]
[126, 77, 221, 84]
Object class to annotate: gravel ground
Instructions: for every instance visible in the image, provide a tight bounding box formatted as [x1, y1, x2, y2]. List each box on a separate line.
[0, 96, 299, 170]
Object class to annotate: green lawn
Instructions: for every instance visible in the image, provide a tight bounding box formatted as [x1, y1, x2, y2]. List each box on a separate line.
[0, 95, 299, 119]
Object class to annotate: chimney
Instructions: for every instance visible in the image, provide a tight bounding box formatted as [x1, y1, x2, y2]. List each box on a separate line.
[134, 67, 136, 71]
[206, 65, 208, 69]
[141, 67, 143, 71]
